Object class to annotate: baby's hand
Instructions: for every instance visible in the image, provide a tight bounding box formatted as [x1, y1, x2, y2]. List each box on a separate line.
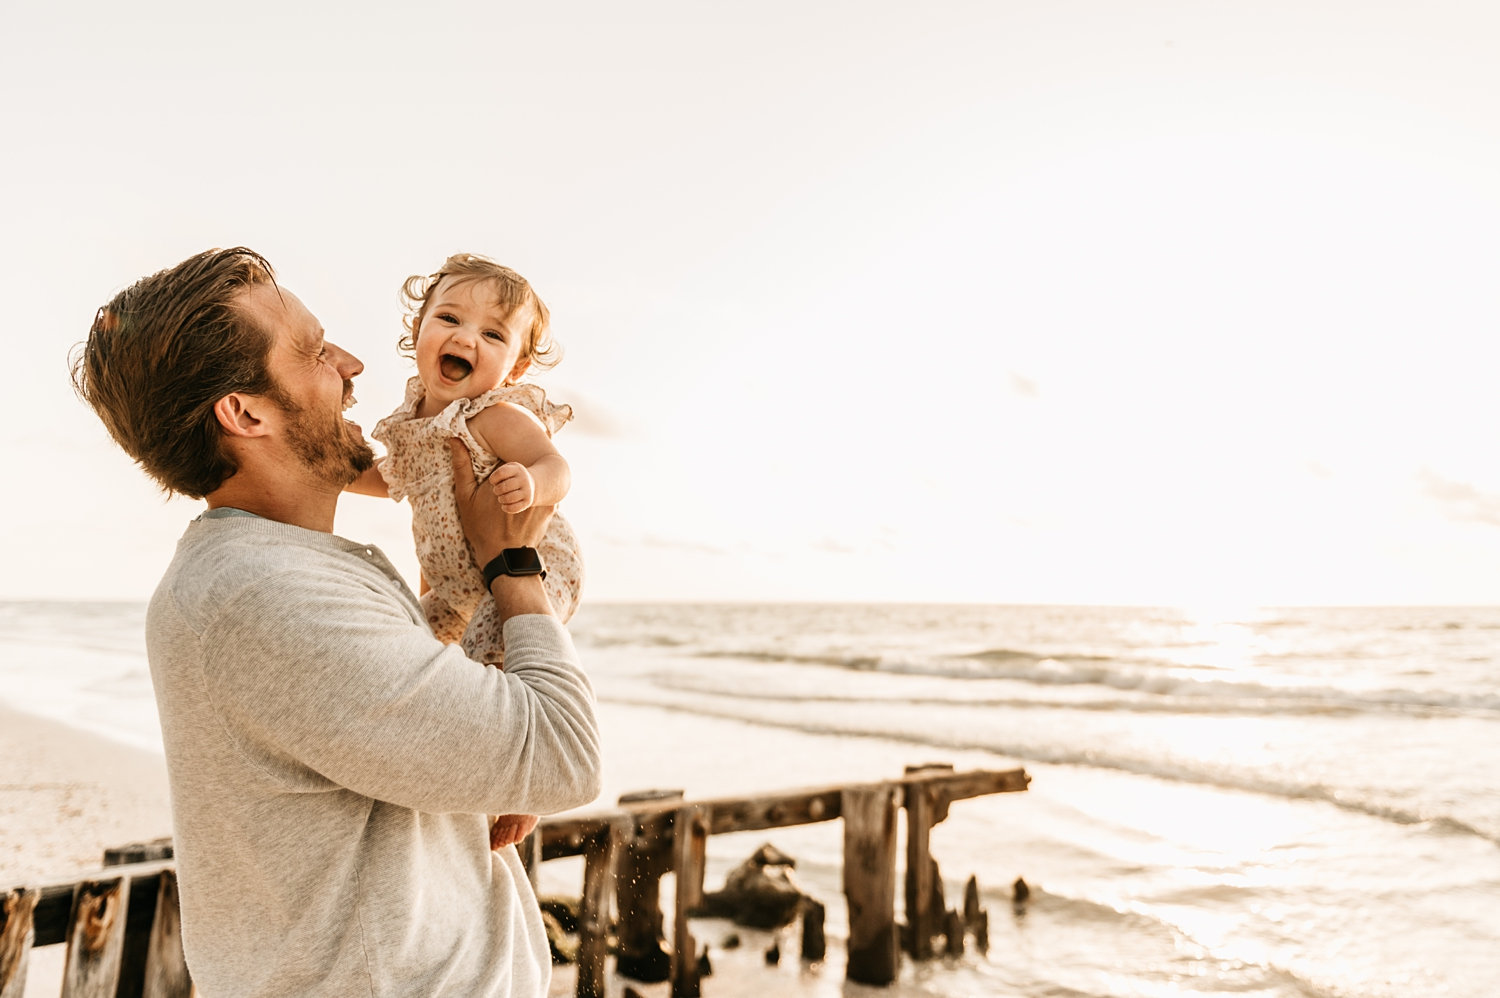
[490, 813, 540, 850]
[492, 462, 535, 513]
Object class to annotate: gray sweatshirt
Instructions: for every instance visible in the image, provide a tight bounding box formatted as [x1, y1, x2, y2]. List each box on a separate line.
[145, 512, 601, 997]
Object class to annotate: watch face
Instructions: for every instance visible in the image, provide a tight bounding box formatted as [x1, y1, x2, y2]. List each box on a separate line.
[502, 547, 544, 575]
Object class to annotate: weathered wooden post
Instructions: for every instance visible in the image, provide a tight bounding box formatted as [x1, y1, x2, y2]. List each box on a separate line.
[576, 815, 631, 998]
[963, 875, 989, 954]
[800, 898, 826, 961]
[903, 763, 953, 960]
[62, 873, 131, 998]
[615, 789, 683, 983]
[141, 869, 191, 998]
[519, 828, 543, 889]
[103, 839, 172, 998]
[0, 888, 40, 998]
[670, 804, 710, 998]
[904, 783, 938, 959]
[842, 783, 901, 986]
[942, 908, 965, 956]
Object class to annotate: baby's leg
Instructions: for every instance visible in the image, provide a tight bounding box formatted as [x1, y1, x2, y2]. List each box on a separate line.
[489, 813, 540, 850]
[459, 596, 507, 666]
[421, 592, 470, 645]
[539, 517, 583, 623]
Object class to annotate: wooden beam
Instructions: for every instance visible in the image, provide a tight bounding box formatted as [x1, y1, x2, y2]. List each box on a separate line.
[900, 767, 1029, 803]
[5, 860, 173, 949]
[533, 768, 1029, 861]
[540, 819, 609, 860]
[101, 839, 173, 867]
[698, 790, 842, 836]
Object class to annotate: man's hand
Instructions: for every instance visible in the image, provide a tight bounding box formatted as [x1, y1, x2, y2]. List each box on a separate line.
[450, 439, 554, 569]
[492, 462, 536, 513]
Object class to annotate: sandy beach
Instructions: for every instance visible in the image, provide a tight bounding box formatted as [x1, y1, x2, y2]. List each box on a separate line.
[0, 703, 172, 885]
[0, 703, 172, 998]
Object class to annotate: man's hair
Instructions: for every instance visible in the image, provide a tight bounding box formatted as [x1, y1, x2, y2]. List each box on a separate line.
[71, 247, 287, 498]
[398, 253, 559, 373]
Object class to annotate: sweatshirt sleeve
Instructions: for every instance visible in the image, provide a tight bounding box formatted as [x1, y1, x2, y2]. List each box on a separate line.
[198, 566, 602, 816]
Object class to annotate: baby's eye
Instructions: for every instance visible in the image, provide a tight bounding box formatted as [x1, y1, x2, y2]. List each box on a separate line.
[483, 330, 505, 342]
[436, 312, 458, 324]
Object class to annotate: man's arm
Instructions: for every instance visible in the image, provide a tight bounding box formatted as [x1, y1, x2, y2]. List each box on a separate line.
[195, 440, 599, 817]
[202, 567, 600, 817]
[448, 437, 555, 620]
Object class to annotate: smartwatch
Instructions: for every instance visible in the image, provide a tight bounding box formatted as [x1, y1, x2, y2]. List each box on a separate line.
[481, 547, 548, 589]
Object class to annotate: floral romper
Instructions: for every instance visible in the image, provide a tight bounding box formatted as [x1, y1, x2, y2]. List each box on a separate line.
[372, 376, 583, 661]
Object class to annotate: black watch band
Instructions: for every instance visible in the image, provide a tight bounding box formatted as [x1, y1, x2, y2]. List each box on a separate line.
[481, 547, 547, 589]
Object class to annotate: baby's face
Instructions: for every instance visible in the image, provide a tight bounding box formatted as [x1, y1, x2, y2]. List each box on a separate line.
[413, 276, 533, 415]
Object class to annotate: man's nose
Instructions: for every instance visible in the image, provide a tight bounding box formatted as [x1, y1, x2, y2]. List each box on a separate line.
[327, 341, 364, 379]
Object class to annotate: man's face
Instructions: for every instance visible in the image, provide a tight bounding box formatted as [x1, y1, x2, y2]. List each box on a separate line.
[238, 282, 374, 487]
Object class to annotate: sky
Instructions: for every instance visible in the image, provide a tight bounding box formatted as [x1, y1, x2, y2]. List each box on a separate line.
[5, 0, 1500, 606]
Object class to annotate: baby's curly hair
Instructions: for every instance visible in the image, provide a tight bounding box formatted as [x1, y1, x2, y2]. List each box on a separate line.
[398, 253, 559, 373]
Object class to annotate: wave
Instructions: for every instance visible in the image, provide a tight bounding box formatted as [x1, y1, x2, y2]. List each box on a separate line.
[645, 675, 1380, 717]
[953, 656, 1500, 715]
[0, 631, 151, 659]
[597, 693, 1500, 849]
[695, 649, 886, 670]
[1026, 891, 1353, 998]
[578, 632, 689, 650]
[964, 647, 1119, 666]
[682, 647, 1500, 717]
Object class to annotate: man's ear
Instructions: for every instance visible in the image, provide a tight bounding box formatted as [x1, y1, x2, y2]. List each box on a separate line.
[506, 356, 532, 384]
[213, 393, 272, 438]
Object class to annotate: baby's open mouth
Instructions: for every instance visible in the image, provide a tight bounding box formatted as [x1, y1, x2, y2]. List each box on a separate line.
[440, 355, 472, 381]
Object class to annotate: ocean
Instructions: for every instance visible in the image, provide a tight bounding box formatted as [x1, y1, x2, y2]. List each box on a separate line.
[1, 599, 1497, 998]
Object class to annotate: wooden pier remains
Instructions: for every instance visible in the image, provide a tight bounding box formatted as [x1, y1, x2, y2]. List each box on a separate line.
[0, 764, 1028, 997]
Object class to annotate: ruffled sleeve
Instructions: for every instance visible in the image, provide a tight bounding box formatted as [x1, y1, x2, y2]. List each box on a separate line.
[370, 377, 575, 502]
[369, 376, 429, 502]
[435, 383, 574, 438]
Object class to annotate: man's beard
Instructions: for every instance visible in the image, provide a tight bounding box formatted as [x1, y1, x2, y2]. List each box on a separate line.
[280, 384, 375, 488]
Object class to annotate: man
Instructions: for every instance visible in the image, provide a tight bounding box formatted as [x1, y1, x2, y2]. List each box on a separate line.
[72, 248, 601, 997]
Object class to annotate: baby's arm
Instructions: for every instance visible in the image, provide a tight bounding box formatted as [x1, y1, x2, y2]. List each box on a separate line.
[345, 465, 391, 498]
[468, 403, 571, 513]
